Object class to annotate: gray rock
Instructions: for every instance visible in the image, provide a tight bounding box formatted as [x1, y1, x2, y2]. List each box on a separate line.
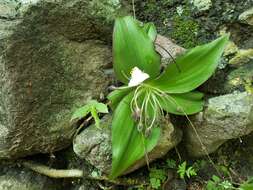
[56, 147, 100, 190]
[200, 61, 253, 95]
[155, 34, 185, 68]
[0, 0, 128, 159]
[73, 116, 112, 174]
[73, 115, 182, 175]
[191, 0, 212, 11]
[71, 185, 97, 190]
[184, 92, 253, 157]
[155, 34, 185, 60]
[239, 7, 253, 26]
[164, 179, 187, 190]
[0, 164, 62, 190]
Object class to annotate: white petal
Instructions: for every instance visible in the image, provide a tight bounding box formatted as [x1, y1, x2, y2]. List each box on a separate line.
[128, 67, 150, 87]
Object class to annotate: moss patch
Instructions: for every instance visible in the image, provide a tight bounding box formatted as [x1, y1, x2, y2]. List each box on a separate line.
[170, 8, 200, 48]
[135, 1, 202, 48]
[136, 0, 253, 49]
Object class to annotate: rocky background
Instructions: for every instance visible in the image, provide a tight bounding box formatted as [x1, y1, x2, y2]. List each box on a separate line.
[0, 0, 252, 189]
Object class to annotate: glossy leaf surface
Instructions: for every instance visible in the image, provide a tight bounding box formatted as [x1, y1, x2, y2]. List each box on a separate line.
[159, 91, 204, 115]
[107, 86, 133, 110]
[113, 16, 161, 84]
[110, 92, 160, 179]
[147, 35, 229, 93]
[142, 22, 157, 41]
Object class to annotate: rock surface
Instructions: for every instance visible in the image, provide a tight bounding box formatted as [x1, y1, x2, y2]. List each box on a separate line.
[239, 7, 253, 26]
[191, 0, 212, 12]
[0, 164, 63, 190]
[200, 60, 253, 95]
[184, 92, 253, 157]
[73, 115, 182, 175]
[0, 0, 127, 159]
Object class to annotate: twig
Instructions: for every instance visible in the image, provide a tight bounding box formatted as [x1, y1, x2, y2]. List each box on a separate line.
[155, 43, 181, 73]
[229, 168, 244, 183]
[73, 116, 93, 138]
[175, 146, 182, 162]
[22, 161, 147, 186]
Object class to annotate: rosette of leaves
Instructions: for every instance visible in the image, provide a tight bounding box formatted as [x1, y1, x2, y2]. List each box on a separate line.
[108, 16, 228, 179]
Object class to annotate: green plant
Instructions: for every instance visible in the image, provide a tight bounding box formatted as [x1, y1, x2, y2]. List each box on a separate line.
[177, 161, 197, 179]
[171, 11, 200, 48]
[218, 165, 231, 177]
[206, 175, 234, 190]
[108, 16, 228, 179]
[149, 168, 167, 189]
[166, 159, 177, 169]
[239, 177, 253, 190]
[193, 159, 207, 171]
[71, 100, 108, 129]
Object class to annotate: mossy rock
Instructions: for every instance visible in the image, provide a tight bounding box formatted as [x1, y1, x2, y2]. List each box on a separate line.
[0, 164, 63, 190]
[200, 61, 253, 95]
[0, 0, 128, 159]
[184, 92, 253, 157]
[135, 0, 253, 48]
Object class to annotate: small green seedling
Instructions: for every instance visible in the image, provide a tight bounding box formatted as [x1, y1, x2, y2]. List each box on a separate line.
[71, 100, 108, 129]
[177, 161, 197, 179]
[206, 175, 234, 190]
[166, 159, 177, 169]
[240, 177, 253, 190]
[149, 168, 167, 189]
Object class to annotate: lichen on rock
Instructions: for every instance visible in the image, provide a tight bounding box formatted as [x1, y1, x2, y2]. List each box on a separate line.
[184, 92, 253, 157]
[0, 0, 127, 159]
[191, 0, 212, 11]
[229, 49, 253, 65]
[239, 7, 253, 26]
[0, 163, 63, 190]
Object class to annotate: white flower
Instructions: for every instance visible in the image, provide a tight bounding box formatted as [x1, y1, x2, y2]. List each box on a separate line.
[128, 67, 150, 87]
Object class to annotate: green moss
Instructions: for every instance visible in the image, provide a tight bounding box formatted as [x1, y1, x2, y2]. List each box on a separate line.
[136, 1, 201, 48]
[135, 0, 179, 34]
[171, 8, 200, 48]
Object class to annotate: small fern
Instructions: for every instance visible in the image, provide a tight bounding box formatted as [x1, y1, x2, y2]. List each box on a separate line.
[177, 161, 197, 179]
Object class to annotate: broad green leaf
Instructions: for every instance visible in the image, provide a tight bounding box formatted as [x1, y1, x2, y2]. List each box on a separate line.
[147, 35, 229, 93]
[107, 86, 133, 110]
[159, 91, 204, 115]
[240, 178, 253, 190]
[241, 183, 253, 190]
[110, 92, 160, 179]
[113, 16, 161, 84]
[142, 22, 157, 41]
[212, 175, 221, 183]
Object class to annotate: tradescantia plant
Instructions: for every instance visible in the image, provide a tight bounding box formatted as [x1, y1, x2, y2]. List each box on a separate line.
[108, 16, 228, 179]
